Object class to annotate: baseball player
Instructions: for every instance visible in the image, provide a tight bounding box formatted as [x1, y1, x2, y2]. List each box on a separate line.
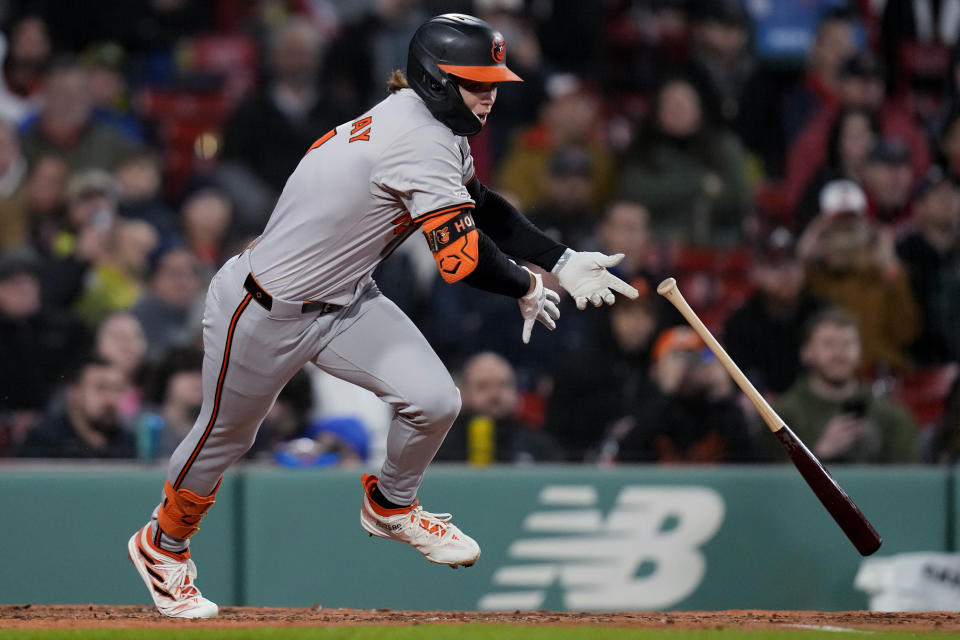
[127, 14, 638, 618]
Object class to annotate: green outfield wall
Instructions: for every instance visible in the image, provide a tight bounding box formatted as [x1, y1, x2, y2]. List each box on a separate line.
[0, 464, 950, 611]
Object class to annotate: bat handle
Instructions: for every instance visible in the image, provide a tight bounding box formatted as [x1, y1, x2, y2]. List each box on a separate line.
[657, 278, 785, 433]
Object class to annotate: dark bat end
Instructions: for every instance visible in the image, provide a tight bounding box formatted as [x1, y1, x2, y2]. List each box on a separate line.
[775, 425, 883, 556]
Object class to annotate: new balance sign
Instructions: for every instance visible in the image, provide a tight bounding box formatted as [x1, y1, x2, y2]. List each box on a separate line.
[478, 485, 725, 611]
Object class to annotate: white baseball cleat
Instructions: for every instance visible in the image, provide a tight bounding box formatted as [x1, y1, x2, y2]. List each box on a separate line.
[127, 524, 219, 618]
[360, 474, 481, 568]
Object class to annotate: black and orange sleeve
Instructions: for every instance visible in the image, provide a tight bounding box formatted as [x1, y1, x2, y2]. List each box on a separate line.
[420, 204, 479, 283]
[466, 176, 567, 270]
[420, 202, 530, 298]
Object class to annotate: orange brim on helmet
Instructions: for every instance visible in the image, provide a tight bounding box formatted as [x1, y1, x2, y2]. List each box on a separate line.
[437, 64, 523, 82]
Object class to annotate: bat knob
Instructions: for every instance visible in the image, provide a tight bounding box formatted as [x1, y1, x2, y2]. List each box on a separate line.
[657, 277, 677, 296]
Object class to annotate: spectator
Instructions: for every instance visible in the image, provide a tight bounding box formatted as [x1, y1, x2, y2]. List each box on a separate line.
[595, 199, 682, 329]
[19, 59, 137, 172]
[130, 246, 201, 358]
[80, 41, 144, 142]
[526, 145, 598, 249]
[135, 346, 203, 461]
[723, 227, 826, 395]
[19, 355, 134, 458]
[0, 15, 51, 121]
[774, 307, 918, 463]
[115, 148, 177, 242]
[896, 165, 960, 364]
[473, 3, 548, 165]
[928, 45, 960, 149]
[860, 138, 915, 227]
[798, 179, 921, 373]
[793, 106, 880, 231]
[880, 0, 960, 98]
[435, 352, 561, 464]
[222, 17, 355, 196]
[179, 188, 232, 275]
[617, 74, 750, 245]
[0, 120, 29, 248]
[615, 327, 757, 463]
[687, 0, 755, 126]
[780, 11, 857, 144]
[497, 73, 614, 211]
[545, 281, 660, 461]
[0, 248, 88, 450]
[938, 108, 960, 180]
[786, 52, 931, 215]
[23, 153, 68, 253]
[596, 199, 654, 283]
[322, 0, 425, 112]
[74, 218, 157, 326]
[39, 168, 117, 311]
[94, 311, 147, 419]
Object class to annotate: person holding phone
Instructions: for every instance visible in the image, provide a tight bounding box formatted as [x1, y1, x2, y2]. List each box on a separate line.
[771, 307, 918, 463]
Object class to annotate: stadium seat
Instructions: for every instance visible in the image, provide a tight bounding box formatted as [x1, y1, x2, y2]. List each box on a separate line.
[892, 363, 959, 430]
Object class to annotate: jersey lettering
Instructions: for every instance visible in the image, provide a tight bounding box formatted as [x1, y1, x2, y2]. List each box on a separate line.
[349, 116, 372, 143]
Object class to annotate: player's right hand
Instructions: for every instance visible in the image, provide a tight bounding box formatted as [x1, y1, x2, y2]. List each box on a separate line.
[518, 267, 560, 344]
[553, 249, 639, 310]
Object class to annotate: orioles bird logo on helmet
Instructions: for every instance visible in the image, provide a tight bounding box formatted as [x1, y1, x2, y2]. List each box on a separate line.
[491, 36, 505, 63]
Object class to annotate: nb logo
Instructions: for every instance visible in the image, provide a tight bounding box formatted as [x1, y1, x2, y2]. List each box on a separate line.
[479, 485, 725, 611]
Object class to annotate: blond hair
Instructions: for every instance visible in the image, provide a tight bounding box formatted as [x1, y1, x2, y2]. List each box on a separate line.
[387, 69, 410, 93]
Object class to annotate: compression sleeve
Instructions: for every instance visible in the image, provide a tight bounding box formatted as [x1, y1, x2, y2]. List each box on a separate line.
[461, 229, 531, 298]
[467, 176, 568, 270]
[419, 203, 531, 298]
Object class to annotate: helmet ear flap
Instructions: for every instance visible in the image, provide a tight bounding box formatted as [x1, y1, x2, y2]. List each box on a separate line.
[407, 44, 481, 136]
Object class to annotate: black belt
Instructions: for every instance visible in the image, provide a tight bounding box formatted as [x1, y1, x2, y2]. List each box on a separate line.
[244, 273, 343, 315]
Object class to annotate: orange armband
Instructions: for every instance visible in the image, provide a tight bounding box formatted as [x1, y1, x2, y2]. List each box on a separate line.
[421, 205, 479, 283]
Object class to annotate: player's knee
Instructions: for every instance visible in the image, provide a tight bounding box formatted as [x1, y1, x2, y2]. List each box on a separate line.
[413, 384, 461, 430]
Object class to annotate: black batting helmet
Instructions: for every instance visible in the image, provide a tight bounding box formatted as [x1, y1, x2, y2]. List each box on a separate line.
[407, 13, 522, 137]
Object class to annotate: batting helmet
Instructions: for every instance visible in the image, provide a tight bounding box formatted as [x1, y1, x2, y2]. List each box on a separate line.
[407, 13, 522, 137]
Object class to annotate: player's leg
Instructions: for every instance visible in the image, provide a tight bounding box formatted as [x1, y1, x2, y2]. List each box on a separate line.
[129, 258, 322, 617]
[312, 285, 480, 567]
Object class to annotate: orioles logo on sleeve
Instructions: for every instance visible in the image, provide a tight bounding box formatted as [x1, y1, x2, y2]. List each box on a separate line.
[435, 226, 451, 245]
[491, 36, 505, 63]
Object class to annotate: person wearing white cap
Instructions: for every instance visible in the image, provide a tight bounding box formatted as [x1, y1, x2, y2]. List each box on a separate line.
[797, 179, 921, 373]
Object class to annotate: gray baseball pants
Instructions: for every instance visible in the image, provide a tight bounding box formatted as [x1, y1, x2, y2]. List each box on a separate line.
[154, 253, 460, 545]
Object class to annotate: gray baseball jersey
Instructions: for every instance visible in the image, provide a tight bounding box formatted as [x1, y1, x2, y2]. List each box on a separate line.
[248, 88, 476, 304]
[153, 89, 478, 552]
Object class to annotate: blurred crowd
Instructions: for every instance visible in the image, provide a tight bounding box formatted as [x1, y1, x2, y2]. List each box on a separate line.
[0, 0, 958, 467]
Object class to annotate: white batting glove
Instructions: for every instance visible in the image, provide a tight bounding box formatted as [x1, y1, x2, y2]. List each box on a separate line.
[518, 267, 561, 344]
[552, 249, 640, 310]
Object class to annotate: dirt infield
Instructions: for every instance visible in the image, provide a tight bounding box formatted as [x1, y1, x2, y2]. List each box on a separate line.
[0, 606, 958, 631]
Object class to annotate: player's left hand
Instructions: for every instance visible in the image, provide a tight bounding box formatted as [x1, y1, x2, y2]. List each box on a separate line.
[518, 267, 560, 344]
[553, 249, 639, 310]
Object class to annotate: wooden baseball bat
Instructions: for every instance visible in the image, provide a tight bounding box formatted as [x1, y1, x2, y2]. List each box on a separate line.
[657, 277, 882, 556]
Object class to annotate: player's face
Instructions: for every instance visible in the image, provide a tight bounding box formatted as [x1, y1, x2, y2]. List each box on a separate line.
[458, 79, 498, 126]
